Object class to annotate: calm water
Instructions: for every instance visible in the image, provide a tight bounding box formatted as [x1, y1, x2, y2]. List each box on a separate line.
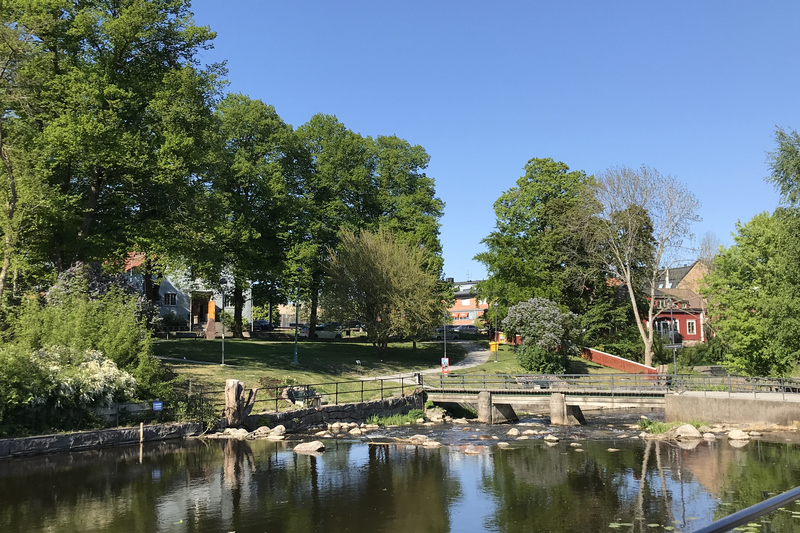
[3, 414, 800, 533]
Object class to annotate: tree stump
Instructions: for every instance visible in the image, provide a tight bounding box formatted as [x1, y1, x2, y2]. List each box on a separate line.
[224, 379, 257, 428]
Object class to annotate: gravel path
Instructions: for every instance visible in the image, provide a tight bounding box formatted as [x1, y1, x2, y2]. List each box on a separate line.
[364, 341, 492, 381]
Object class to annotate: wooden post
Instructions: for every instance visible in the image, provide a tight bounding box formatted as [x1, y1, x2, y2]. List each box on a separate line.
[139, 422, 144, 443]
[224, 379, 257, 428]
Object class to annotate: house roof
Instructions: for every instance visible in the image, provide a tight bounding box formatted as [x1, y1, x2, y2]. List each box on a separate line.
[654, 288, 705, 309]
[656, 263, 695, 288]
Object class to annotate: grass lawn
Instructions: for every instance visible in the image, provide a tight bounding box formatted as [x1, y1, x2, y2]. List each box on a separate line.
[458, 344, 621, 375]
[154, 337, 466, 393]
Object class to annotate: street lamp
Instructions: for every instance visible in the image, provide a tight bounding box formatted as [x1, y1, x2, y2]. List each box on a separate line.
[292, 267, 304, 366]
[443, 309, 447, 361]
[219, 278, 228, 365]
[493, 301, 499, 363]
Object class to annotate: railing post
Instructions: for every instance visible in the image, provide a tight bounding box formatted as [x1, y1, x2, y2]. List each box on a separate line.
[611, 374, 614, 397]
[728, 374, 731, 398]
[275, 387, 279, 412]
[380, 379, 383, 400]
[361, 381, 364, 402]
[783, 377, 786, 402]
[401, 376, 404, 397]
[336, 382, 339, 405]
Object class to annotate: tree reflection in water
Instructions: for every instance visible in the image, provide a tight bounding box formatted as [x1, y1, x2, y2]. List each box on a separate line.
[3, 437, 800, 532]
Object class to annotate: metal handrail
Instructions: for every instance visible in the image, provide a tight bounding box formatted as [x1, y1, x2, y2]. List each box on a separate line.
[695, 486, 800, 533]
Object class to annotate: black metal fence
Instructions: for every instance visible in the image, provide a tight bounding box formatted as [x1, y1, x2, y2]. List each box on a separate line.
[196, 375, 423, 416]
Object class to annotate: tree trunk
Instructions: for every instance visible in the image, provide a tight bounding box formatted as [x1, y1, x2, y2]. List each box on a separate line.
[0, 116, 17, 304]
[308, 273, 320, 338]
[233, 284, 244, 338]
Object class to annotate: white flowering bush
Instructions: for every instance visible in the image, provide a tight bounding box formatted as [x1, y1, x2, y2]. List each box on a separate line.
[502, 298, 581, 373]
[29, 346, 137, 409]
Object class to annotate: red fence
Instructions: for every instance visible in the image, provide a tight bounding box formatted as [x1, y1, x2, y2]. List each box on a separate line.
[580, 347, 657, 375]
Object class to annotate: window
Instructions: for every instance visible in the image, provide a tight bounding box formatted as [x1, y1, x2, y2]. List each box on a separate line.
[461, 298, 470, 306]
[164, 293, 177, 306]
[687, 320, 696, 335]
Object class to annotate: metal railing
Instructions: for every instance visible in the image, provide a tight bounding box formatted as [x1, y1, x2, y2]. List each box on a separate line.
[695, 486, 800, 533]
[425, 373, 800, 398]
[428, 373, 669, 396]
[197, 375, 422, 415]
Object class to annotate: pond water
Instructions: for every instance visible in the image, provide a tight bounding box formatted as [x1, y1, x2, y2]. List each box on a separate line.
[3, 412, 800, 533]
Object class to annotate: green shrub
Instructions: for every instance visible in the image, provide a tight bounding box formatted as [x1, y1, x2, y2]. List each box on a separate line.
[517, 341, 568, 374]
[424, 399, 434, 410]
[161, 311, 188, 329]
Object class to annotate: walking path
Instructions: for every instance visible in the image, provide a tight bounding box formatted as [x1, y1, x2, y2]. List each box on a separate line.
[363, 341, 492, 382]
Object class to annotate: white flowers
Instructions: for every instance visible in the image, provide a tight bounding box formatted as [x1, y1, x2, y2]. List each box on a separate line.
[30, 346, 137, 408]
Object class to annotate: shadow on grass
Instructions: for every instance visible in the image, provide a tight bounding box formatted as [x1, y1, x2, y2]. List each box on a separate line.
[154, 338, 466, 387]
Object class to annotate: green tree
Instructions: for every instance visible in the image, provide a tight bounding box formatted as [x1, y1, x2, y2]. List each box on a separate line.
[207, 93, 298, 336]
[294, 114, 375, 338]
[767, 127, 800, 205]
[322, 229, 445, 356]
[2, 0, 220, 286]
[702, 210, 800, 375]
[475, 158, 592, 318]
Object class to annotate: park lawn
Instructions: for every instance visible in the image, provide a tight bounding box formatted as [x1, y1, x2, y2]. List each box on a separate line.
[458, 344, 620, 375]
[154, 337, 466, 393]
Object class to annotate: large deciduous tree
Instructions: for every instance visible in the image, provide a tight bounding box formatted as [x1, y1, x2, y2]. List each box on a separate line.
[208, 93, 297, 336]
[584, 166, 700, 367]
[2, 0, 219, 291]
[322, 229, 444, 356]
[475, 158, 592, 320]
[702, 210, 800, 375]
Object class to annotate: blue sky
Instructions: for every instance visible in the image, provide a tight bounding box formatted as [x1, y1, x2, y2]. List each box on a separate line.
[189, 1, 798, 281]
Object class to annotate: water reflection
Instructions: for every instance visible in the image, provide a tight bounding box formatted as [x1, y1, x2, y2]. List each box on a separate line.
[2, 434, 800, 532]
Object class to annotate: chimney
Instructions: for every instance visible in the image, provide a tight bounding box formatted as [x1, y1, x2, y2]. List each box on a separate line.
[446, 277, 454, 283]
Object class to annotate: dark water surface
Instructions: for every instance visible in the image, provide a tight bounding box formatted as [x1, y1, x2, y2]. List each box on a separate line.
[3, 413, 800, 533]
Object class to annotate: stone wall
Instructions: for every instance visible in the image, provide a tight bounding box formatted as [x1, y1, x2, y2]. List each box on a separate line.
[666, 394, 800, 426]
[242, 392, 424, 432]
[0, 422, 203, 459]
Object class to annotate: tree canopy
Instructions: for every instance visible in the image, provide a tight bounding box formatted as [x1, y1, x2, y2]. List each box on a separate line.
[322, 228, 445, 356]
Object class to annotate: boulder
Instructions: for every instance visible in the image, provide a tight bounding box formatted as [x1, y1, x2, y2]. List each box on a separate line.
[294, 441, 325, 454]
[516, 436, 529, 440]
[248, 426, 271, 439]
[464, 445, 483, 455]
[569, 442, 582, 447]
[703, 433, 716, 440]
[749, 431, 763, 437]
[349, 428, 363, 436]
[422, 440, 441, 448]
[497, 442, 510, 448]
[523, 429, 537, 435]
[673, 424, 702, 440]
[416, 418, 425, 424]
[266, 435, 285, 441]
[506, 428, 520, 436]
[269, 425, 286, 437]
[425, 407, 446, 422]
[543, 434, 559, 442]
[452, 418, 469, 425]
[728, 429, 751, 440]
[698, 425, 712, 433]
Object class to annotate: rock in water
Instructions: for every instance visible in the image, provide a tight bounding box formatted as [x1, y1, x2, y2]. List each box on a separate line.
[673, 424, 702, 440]
[728, 429, 751, 440]
[506, 428, 520, 436]
[294, 441, 325, 454]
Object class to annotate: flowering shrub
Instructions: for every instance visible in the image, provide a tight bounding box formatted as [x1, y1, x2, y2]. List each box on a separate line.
[502, 298, 580, 373]
[29, 346, 137, 408]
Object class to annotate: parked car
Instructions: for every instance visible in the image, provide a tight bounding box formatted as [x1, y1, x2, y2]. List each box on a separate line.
[456, 325, 479, 334]
[299, 322, 343, 339]
[431, 327, 460, 341]
[252, 319, 274, 332]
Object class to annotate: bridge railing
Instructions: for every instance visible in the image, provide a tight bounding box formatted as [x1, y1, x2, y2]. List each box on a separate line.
[426, 373, 800, 398]
[674, 375, 800, 398]
[427, 373, 670, 395]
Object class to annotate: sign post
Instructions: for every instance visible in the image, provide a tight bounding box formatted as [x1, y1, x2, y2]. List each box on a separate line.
[441, 357, 449, 374]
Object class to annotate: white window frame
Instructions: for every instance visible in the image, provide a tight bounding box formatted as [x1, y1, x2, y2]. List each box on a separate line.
[164, 293, 177, 306]
[461, 298, 471, 306]
[687, 320, 696, 335]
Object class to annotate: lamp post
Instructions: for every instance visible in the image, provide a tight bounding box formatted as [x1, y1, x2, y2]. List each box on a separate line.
[443, 309, 447, 361]
[292, 267, 304, 366]
[219, 278, 227, 366]
[494, 301, 499, 363]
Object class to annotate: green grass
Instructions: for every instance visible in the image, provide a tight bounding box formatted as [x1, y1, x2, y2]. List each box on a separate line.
[638, 418, 708, 434]
[154, 337, 466, 394]
[366, 409, 425, 426]
[458, 344, 620, 375]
